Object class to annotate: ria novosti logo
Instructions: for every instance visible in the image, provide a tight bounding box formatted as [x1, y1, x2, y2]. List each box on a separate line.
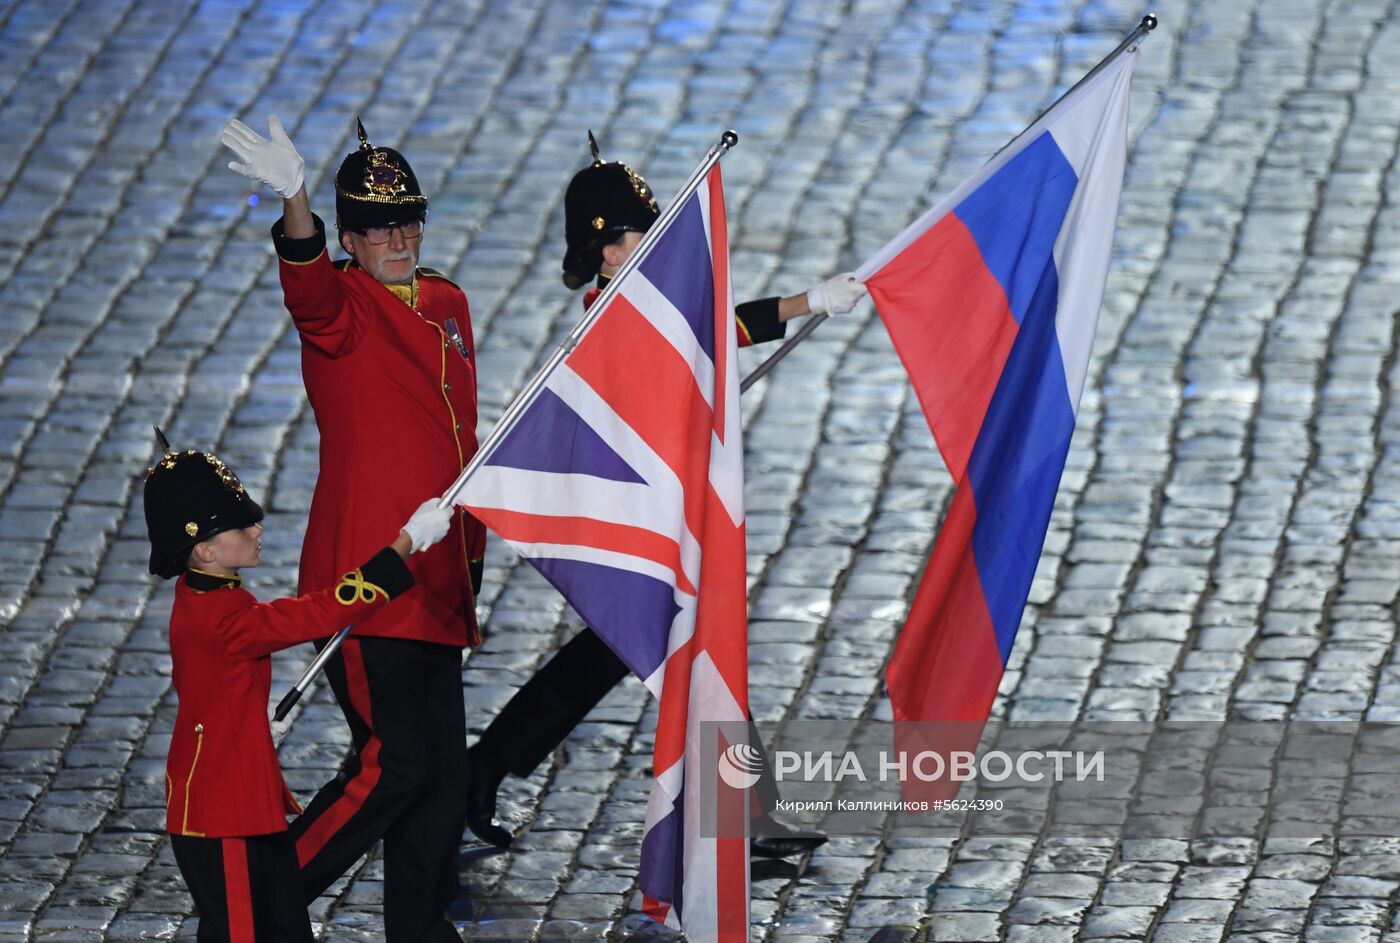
[716, 743, 764, 789]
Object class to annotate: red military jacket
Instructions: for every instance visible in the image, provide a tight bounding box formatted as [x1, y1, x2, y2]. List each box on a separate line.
[165, 550, 413, 838]
[273, 215, 484, 648]
[584, 275, 785, 347]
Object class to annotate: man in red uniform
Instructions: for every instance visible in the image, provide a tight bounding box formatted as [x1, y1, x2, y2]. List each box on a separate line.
[464, 135, 863, 857]
[143, 431, 451, 942]
[221, 115, 483, 942]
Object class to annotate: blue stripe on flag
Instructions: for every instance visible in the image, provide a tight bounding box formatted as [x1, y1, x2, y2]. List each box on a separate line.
[638, 193, 716, 360]
[953, 132, 1078, 326]
[484, 389, 646, 484]
[528, 557, 678, 680]
[966, 266, 1075, 664]
[640, 804, 683, 918]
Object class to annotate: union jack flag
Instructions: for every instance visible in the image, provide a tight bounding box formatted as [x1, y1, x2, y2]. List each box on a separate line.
[456, 165, 750, 942]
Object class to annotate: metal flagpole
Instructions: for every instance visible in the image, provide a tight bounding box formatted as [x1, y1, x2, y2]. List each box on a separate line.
[734, 13, 1158, 394]
[740, 313, 827, 393]
[993, 13, 1156, 161]
[274, 130, 742, 722]
[274, 626, 347, 720]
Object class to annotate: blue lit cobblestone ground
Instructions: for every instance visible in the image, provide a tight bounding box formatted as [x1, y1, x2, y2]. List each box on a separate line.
[2, 0, 1400, 940]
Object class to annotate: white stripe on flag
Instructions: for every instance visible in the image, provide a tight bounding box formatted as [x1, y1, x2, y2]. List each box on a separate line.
[677, 651, 747, 941]
[1048, 53, 1135, 415]
[505, 540, 690, 597]
[462, 466, 666, 532]
[549, 366, 703, 588]
[700, 174, 746, 526]
[855, 49, 1139, 283]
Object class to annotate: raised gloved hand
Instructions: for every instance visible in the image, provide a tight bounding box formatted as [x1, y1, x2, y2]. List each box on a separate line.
[401, 499, 452, 553]
[806, 273, 867, 317]
[221, 115, 305, 199]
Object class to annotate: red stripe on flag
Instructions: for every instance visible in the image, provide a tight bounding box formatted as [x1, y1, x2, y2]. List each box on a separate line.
[707, 167, 731, 445]
[296, 639, 384, 866]
[570, 295, 713, 543]
[653, 634, 697, 772]
[715, 728, 749, 941]
[645, 529, 750, 777]
[886, 485, 1005, 723]
[649, 506, 748, 775]
[717, 830, 748, 941]
[643, 896, 671, 924]
[221, 838, 254, 942]
[866, 212, 1019, 484]
[470, 509, 696, 596]
[693, 505, 748, 711]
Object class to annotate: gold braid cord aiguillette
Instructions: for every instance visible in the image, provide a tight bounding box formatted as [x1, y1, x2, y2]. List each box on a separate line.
[336, 568, 387, 606]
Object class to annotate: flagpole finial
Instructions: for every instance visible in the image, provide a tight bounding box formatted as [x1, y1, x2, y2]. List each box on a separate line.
[1141, 13, 1157, 30]
[722, 130, 738, 148]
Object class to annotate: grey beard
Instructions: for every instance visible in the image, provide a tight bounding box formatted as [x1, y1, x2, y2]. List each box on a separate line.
[373, 258, 416, 284]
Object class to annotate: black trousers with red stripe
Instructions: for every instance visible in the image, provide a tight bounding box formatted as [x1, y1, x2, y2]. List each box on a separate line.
[286, 636, 467, 943]
[473, 627, 781, 811]
[170, 833, 313, 942]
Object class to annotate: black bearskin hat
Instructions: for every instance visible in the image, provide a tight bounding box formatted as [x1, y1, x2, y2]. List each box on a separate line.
[335, 118, 428, 233]
[561, 131, 659, 289]
[143, 428, 264, 579]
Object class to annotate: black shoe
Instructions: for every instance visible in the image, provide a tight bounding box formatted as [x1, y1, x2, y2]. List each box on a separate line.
[749, 815, 826, 859]
[465, 748, 513, 849]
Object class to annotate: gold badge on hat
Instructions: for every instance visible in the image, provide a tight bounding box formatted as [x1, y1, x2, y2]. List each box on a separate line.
[586, 130, 657, 214]
[202, 453, 247, 497]
[357, 118, 408, 199]
[185, 522, 199, 537]
[624, 166, 656, 212]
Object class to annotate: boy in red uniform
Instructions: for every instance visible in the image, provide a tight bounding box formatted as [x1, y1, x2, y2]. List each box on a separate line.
[143, 431, 452, 941]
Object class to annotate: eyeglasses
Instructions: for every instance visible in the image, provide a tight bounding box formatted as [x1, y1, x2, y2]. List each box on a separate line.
[359, 220, 424, 245]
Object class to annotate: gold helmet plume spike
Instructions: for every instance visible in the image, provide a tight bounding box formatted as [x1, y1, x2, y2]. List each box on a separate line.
[588, 130, 602, 166]
[356, 117, 372, 152]
[153, 425, 172, 456]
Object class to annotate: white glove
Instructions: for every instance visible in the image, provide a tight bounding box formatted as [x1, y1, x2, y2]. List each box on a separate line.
[401, 499, 452, 553]
[221, 115, 305, 199]
[805, 273, 867, 317]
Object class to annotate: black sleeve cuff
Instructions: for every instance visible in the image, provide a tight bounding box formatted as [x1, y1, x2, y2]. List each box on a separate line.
[359, 547, 415, 600]
[736, 297, 787, 346]
[271, 213, 329, 264]
[469, 558, 483, 596]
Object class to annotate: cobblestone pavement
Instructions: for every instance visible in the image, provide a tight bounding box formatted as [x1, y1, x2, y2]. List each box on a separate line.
[2, 0, 1400, 940]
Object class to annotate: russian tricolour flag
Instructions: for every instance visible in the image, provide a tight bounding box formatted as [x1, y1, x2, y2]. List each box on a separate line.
[457, 166, 749, 942]
[861, 51, 1137, 723]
